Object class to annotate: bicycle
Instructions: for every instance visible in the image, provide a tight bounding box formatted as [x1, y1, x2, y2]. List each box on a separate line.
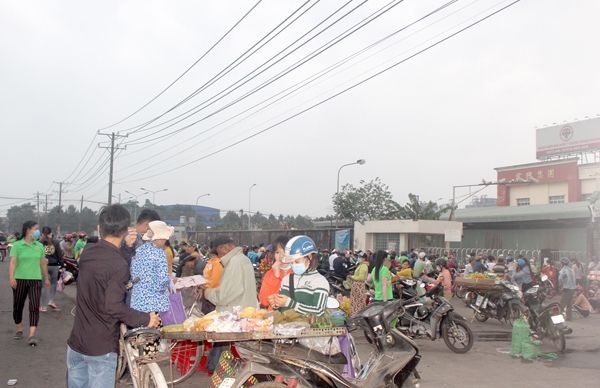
[116, 325, 168, 388]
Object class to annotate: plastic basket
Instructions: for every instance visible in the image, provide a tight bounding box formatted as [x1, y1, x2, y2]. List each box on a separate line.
[171, 340, 203, 376]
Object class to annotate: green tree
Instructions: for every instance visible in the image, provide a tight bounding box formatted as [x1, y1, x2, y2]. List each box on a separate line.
[332, 178, 398, 222]
[396, 193, 451, 221]
[6, 203, 37, 233]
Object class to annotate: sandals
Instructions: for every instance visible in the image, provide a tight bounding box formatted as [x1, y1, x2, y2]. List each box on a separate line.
[28, 337, 38, 346]
[48, 302, 58, 310]
[14, 331, 23, 340]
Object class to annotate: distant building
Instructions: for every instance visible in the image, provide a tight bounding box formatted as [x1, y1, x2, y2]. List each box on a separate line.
[465, 195, 497, 208]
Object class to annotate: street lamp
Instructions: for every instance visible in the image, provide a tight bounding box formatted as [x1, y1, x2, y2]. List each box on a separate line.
[249, 184, 257, 231]
[125, 190, 148, 221]
[140, 187, 168, 210]
[336, 159, 366, 228]
[195, 193, 210, 230]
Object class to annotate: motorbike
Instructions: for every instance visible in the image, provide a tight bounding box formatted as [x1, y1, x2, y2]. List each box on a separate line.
[521, 276, 567, 353]
[396, 281, 474, 353]
[464, 282, 525, 326]
[0, 241, 8, 262]
[319, 269, 350, 297]
[224, 297, 421, 388]
[534, 272, 556, 299]
[62, 257, 79, 284]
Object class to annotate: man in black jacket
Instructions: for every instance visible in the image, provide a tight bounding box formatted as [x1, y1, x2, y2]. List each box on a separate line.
[67, 204, 160, 388]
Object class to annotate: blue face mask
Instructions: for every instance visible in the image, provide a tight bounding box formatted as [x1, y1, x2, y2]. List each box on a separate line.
[291, 263, 307, 275]
[280, 263, 291, 270]
[32, 230, 41, 239]
[357, 258, 363, 263]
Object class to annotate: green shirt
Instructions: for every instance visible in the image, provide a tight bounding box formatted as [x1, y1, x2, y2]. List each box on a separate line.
[11, 239, 45, 280]
[414, 259, 426, 278]
[372, 266, 393, 301]
[74, 239, 86, 259]
[399, 255, 409, 263]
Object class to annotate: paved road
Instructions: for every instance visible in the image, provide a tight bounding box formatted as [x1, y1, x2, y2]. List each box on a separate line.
[1, 266, 598, 387]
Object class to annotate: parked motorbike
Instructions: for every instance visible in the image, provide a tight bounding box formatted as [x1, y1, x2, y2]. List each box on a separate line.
[534, 272, 556, 299]
[62, 258, 79, 284]
[521, 276, 566, 353]
[396, 282, 474, 353]
[0, 241, 7, 262]
[226, 297, 421, 388]
[319, 269, 350, 297]
[465, 283, 524, 326]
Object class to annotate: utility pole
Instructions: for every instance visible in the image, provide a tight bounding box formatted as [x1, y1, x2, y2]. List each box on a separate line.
[45, 195, 49, 218]
[79, 196, 83, 231]
[53, 181, 68, 236]
[36, 192, 40, 225]
[98, 132, 127, 206]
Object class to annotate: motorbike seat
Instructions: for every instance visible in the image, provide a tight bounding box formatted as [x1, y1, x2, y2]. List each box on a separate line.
[295, 342, 348, 364]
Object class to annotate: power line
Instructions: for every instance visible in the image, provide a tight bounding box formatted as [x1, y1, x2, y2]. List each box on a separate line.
[116, 0, 460, 179]
[89, 1, 265, 134]
[119, 0, 521, 183]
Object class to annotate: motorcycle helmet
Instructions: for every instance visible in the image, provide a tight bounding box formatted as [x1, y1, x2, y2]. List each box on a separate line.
[576, 285, 584, 293]
[559, 257, 569, 265]
[283, 235, 317, 263]
[434, 258, 447, 268]
[517, 259, 527, 269]
[65, 235, 73, 241]
[416, 306, 430, 318]
[78, 231, 87, 238]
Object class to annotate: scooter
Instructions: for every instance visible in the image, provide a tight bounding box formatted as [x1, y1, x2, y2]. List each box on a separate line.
[222, 298, 421, 388]
[396, 282, 474, 353]
[521, 276, 567, 353]
[0, 241, 7, 262]
[62, 257, 79, 284]
[534, 272, 556, 299]
[465, 282, 525, 326]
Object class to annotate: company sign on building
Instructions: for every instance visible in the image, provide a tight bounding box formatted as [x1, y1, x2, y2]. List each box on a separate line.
[536, 118, 600, 159]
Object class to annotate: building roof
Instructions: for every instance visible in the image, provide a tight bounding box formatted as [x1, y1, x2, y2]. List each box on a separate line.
[442, 202, 593, 223]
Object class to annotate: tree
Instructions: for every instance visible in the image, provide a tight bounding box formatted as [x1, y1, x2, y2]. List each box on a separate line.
[6, 203, 37, 233]
[396, 193, 451, 221]
[332, 178, 398, 223]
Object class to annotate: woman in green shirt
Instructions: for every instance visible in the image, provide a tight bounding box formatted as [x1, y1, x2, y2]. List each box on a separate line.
[348, 252, 370, 315]
[9, 221, 50, 346]
[371, 250, 393, 302]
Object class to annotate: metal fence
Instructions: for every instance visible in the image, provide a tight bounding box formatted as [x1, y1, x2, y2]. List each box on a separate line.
[423, 247, 588, 264]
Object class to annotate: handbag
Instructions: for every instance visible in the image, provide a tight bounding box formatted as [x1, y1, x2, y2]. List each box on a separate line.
[56, 273, 65, 292]
[161, 281, 187, 326]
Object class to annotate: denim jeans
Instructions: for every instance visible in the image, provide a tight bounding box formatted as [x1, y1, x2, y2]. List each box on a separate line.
[67, 346, 117, 388]
[41, 265, 60, 307]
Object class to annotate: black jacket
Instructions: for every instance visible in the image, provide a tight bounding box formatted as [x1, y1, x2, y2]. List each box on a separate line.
[42, 238, 64, 266]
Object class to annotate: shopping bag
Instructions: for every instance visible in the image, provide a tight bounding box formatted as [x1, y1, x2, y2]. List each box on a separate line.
[161, 281, 187, 326]
[209, 349, 258, 388]
[56, 275, 65, 292]
[509, 318, 530, 356]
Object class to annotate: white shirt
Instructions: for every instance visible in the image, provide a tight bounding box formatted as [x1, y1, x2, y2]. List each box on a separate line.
[464, 264, 474, 276]
[588, 262, 600, 272]
[487, 262, 496, 272]
[329, 253, 338, 271]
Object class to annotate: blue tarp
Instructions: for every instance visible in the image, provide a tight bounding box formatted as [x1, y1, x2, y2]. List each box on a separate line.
[335, 229, 350, 251]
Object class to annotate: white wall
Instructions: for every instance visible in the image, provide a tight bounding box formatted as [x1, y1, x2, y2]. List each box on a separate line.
[353, 220, 463, 252]
[510, 182, 569, 205]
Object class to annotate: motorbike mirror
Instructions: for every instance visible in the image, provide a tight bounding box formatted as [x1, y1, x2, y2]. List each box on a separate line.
[541, 275, 548, 282]
[326, 297, 340, 309]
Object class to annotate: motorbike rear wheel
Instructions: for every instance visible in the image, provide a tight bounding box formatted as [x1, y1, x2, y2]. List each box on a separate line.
[508, 304, 525, 326]
[544, 287, 556, 299]
[546, 319, 566, 353]
[442, 320, 474, 353]
[474, 312, 488, 322]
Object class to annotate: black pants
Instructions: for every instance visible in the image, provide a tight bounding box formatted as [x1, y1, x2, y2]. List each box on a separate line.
[13, 279, 42, 327]
[560, 288, 576, 321]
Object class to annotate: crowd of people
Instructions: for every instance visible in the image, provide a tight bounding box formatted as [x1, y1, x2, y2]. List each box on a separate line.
[6, 206, 600, 386]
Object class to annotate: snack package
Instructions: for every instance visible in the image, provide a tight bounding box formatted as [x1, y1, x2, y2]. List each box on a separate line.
[273, 322, 310, 336]
[298, 336, 341, 355]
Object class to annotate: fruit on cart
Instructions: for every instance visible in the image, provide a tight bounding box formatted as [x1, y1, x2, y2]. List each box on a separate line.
[162, 324, 184, 332]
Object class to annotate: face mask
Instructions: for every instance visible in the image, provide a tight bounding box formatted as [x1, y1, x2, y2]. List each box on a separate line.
[280, 263, 291, 270]
[357, 258, 362, 263]
[32, 230, 41, 239]
[292, 263, 307, 275]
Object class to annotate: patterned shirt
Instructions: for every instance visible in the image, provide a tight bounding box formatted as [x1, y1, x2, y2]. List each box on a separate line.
[130, 242, 171, 313]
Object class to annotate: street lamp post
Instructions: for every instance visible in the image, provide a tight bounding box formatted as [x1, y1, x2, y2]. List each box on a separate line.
[195, 193, 210, 231]
[140, 188, 168, 210]
[125, 190, 148, 222]
[249, 184, 257, 231]
[335, 159, 366, 228]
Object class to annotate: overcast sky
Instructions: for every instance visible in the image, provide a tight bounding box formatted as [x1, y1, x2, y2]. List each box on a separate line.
[2, 0, 599, 219]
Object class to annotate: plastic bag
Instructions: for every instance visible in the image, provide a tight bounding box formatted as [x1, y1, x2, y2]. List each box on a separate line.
[521, 337, 541, 360]
[273, 322, 310, 336]
[56, 276, 65, 292]
[510, 318, 530, 356]
[298, 336, 341, 355]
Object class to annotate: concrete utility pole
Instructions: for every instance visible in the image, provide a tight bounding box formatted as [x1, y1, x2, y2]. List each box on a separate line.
[98, 132, 127, 206]
[36, 192, 40, 225]
[79, 196, 83, 231]
[54, 181, 68, 236]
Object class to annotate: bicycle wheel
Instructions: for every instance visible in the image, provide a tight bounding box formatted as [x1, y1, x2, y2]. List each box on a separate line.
[140, 363, 168, 388]
[155, 340, 203, 385]
[115, 340, 127, 381]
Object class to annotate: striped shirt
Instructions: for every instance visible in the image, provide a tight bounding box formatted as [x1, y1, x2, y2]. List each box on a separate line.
[279, 269, 329, 316]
